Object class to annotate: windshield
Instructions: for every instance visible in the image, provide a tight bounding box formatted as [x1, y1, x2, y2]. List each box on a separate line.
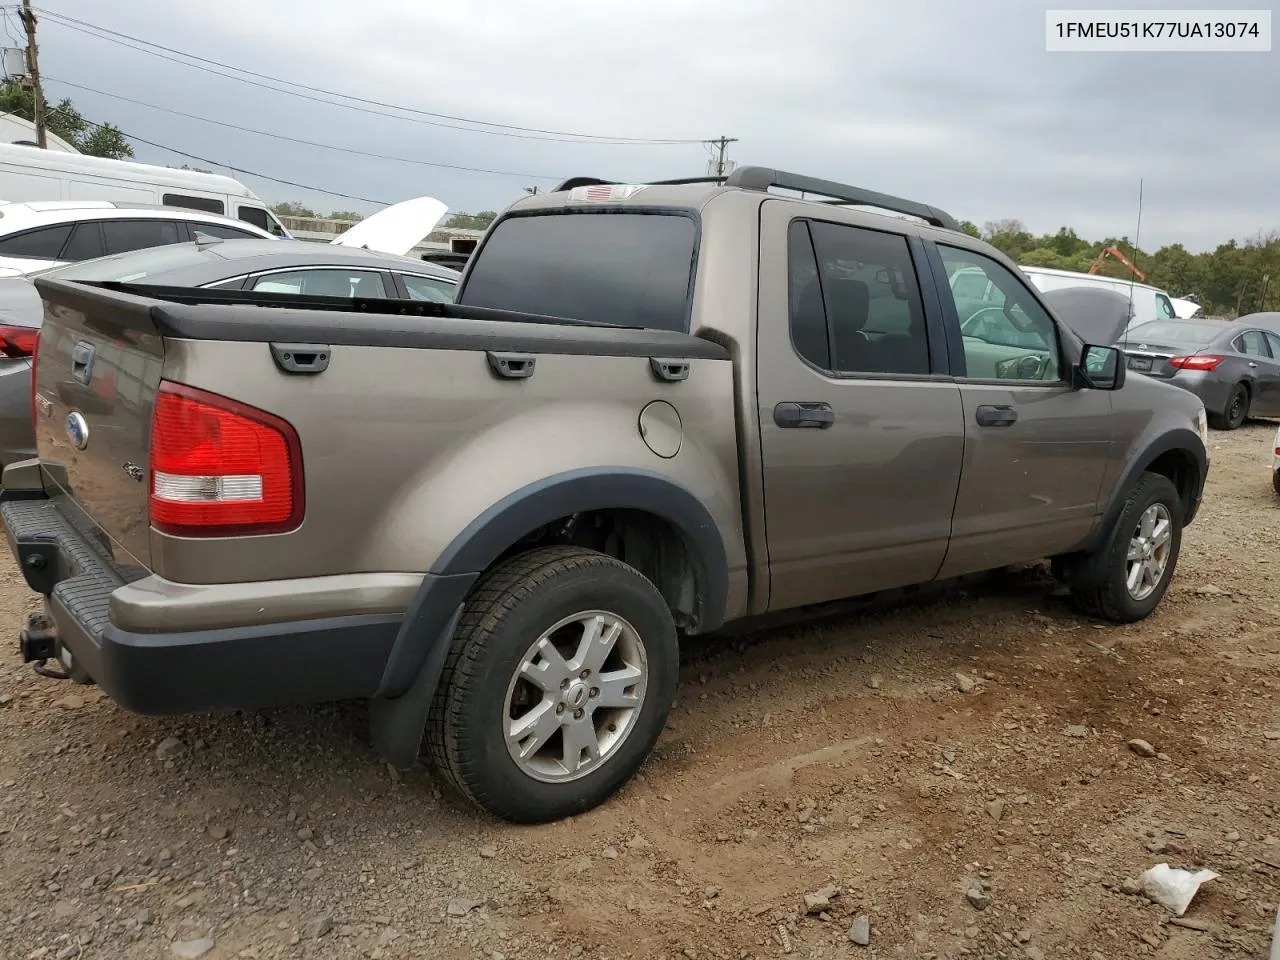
[39, 242, 217, 283]
[1124, 320, 1221, 345]
[459, 211, 697, 331]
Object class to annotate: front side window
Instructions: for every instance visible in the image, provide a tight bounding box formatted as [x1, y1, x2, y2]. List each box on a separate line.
[238, 206, 271, 231]
[251, 268, 387, 298]
[101, 219, 185, 256]
[938, 245, 1062, 381]
[0, 224, 73, 260]
[1155, 293, 1176, 319]
[786, 219, 930, 375]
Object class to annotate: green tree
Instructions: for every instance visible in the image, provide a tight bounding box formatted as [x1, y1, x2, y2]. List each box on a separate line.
[444, 211, 496, 230]
[0, 80, 133, 159]
[270, 201, 318, 218]
[326, 210, 362, 221]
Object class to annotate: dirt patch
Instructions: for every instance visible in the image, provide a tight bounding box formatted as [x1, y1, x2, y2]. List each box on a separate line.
[1, 425, 1278, 960]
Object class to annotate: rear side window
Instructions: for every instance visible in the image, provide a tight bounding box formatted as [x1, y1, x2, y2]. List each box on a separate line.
[401, 273, 456, 303]
[101, 219, 186, 256]
[0, 224, 73, 260]
[189, 222, 262, 240]
[1235, 330, 1270, 357]
[787, 218, 930, 375]
[238, 206, 270, 231]
[61, 222, 105, 261]
[460, 212, 696, 331]
[1155, 293, 1176, 319]
[163, 193, 225, 215]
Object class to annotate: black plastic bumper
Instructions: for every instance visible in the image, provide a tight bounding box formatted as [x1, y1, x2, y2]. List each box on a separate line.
[0, 495, 401, 715]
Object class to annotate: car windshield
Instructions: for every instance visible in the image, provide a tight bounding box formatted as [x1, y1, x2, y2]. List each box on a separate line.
[38, 242, 217, 282]
[1125, 321, 1221, 345]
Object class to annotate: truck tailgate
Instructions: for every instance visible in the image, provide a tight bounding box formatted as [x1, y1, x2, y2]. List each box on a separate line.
[30, 279, 162, 567]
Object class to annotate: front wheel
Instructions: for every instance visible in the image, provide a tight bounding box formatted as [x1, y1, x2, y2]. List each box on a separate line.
[1070, 472, 1183, 623]
[425, 545, 678, 823]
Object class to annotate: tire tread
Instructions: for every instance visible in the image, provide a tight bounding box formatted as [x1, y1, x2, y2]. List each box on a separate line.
[424, 545, 669, 820]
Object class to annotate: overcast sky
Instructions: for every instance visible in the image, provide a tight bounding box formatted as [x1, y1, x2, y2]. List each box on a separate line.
[21, 0, 1279, 251]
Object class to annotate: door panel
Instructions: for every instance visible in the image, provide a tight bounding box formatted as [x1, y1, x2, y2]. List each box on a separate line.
[756, 202, 965, 612]
[931, 242, 1113, 577]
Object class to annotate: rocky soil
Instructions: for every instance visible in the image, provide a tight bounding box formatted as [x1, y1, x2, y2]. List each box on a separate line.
[0, 424, 1277, 960]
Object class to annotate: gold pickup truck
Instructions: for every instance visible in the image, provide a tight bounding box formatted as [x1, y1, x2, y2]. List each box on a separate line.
[2, 167, 1209, 823]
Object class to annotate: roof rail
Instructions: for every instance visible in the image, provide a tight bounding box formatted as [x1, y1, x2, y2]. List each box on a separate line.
[724, 167, 960, 232]
[550, 168, 960, 232]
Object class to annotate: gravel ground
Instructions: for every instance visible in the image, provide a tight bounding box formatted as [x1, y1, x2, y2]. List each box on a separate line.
[0, 424, 1278, 960]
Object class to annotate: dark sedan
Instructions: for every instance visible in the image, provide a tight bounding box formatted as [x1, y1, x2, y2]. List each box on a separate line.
[1118, 318, 1280, 429]
[0, 239, 459, 465]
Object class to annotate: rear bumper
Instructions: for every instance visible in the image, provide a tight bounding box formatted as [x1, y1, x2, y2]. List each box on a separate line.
[1, 493, 404, 714]
[1156, 371, 1232, 415]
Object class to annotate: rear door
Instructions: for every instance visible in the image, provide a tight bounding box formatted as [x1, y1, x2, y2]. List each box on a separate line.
[1235, 329, 1280, 415]
[755, 203, 965, 611]
[928, 241, 1112, 577]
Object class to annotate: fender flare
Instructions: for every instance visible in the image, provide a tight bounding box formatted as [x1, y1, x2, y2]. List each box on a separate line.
[373, 467, 730, 702]
[1083, 426, 1207, 554]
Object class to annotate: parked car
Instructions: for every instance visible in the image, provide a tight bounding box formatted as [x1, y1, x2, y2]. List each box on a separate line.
[1020, 265, 1179, 330]
[3, 167, 1209, 824]
[1272, 424, 1280, 495]
[0, 197, 457, 467]
[0, 143, 292, 237]
[0, 200, 279, 275]
[1117, 318, 1280, 429]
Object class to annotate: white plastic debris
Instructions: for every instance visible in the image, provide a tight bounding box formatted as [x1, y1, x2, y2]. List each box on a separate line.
[1140, 863, 1219, 916]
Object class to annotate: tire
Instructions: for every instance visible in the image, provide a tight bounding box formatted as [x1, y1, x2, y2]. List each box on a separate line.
[1070, 472, 1182, 623]
[1211, 383, 1249, 430]
[1272, 468, 1280, 497]
[425, 545, 678, 824]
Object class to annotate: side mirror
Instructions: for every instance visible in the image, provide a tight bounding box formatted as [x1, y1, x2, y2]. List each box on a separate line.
[1078, 344, 1126, 390]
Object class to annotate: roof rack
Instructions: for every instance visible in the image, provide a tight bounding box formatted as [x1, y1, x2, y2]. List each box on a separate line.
[550, 166, 960, 232]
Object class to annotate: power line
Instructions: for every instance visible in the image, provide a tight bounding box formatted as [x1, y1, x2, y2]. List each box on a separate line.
[76, 116, 395, 205]
[34, 8, 704, 146]
[46, 76, 564, 181]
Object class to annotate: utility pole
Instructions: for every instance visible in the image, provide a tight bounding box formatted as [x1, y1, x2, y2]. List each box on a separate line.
[18, 0, 46, 148]
[705, 136, 738, 177]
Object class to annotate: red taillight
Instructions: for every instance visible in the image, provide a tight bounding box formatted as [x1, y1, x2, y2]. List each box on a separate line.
[149, 381, 303, 537]
[0, 324, 37, 359]
[1170, 355, 1224, 371]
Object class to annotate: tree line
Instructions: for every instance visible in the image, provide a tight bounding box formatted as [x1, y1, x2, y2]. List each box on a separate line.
[959, 219, 1278, 318]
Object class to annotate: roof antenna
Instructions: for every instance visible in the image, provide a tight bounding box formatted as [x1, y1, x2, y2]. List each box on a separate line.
[1127, 177, 1143, 328]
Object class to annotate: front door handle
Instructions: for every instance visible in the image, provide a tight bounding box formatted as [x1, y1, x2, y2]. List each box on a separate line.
[774, 402, 835, 428]
[1249, 361, 1259, 368]
[975, 404, 1017, 427]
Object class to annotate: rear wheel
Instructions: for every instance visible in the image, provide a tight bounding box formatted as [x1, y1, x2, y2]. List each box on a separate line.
[425, 546, 678, 823]
[1070, 472, 1183, 623]
[1272, 469, 1280, 497]
[1212, 383, 1249, 430]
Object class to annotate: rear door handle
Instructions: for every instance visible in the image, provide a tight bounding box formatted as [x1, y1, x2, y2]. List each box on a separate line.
[1249, 361, 1259, 368]
[975, 404, 1017, 427]
[486, 351, 536, 380]
[774, 402, 835, 428]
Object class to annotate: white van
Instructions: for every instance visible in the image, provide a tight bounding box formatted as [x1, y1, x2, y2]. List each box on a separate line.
[0, 143, 291, 238]
[1018, 265, 1178, 328]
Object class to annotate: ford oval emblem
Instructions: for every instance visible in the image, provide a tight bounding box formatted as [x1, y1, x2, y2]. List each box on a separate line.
[65, 411, 89, 450]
